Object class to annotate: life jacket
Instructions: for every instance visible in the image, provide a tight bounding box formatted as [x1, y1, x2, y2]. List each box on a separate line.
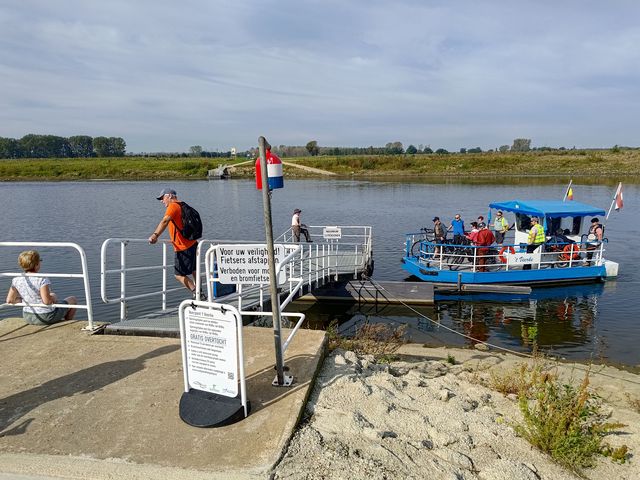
[528, 224, 545, 244]
[493, 216, 508, 232]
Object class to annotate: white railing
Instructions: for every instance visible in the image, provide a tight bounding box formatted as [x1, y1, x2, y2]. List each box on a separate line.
[101, 238, 223, 322]
[100, 227, 372, 322]
[0, 241, 94, 330]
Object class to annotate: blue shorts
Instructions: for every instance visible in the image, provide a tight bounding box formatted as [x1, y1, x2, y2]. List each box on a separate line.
[175, 242, 198, 277]
[23, 300, 69, 325]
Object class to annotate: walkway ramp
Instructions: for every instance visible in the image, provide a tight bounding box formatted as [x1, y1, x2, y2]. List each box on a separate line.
[101, 225, 373, 336]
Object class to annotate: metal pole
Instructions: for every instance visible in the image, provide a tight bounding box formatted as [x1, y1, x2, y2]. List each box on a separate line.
[258, 136, 285, 386]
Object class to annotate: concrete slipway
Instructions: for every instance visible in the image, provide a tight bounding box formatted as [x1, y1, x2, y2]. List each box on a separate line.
[0, 318, 327, 479]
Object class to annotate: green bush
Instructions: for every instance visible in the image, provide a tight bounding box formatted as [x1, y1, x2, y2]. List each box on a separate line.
[515, 372, 628, 471]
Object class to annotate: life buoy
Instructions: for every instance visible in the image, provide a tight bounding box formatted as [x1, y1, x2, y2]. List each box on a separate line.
[560, 243, 580, 261]
[498, 246, 515, 263]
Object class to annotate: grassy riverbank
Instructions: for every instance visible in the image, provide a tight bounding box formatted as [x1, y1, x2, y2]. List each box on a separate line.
[2, 148, 639, 181]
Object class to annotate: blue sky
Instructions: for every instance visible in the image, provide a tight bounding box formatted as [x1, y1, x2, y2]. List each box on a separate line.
[1, 1, 639, 152]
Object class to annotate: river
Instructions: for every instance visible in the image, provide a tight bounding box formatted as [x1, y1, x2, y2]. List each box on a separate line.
[2, 179, 638, 367]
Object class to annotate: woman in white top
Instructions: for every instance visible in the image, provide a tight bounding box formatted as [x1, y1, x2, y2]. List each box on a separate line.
[5, 250, 77, 325]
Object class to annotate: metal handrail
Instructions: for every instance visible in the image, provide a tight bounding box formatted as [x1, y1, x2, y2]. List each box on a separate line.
[0, 241, 94, 330]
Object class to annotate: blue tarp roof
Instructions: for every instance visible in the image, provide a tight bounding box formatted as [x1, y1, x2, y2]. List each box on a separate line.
[488, 200, 605, 218]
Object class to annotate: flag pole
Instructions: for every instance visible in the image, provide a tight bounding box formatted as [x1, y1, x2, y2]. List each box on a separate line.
[605, 182, 622, 221]
[562, 179, 573, 201]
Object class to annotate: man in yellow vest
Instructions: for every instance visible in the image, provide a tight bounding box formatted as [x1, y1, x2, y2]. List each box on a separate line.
[523, 216, 545, 270]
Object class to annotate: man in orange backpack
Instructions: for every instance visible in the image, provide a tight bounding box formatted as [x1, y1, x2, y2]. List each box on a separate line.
[149, 188, 199, 296]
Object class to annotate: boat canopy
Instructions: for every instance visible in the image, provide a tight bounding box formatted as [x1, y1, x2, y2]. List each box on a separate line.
[488, 200, 605, 218]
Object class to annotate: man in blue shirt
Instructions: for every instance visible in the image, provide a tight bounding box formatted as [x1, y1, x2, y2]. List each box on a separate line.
[448, 214, 465, 244]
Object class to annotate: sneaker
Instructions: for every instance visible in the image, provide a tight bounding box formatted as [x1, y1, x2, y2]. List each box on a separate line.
[192, 291, 207, 301]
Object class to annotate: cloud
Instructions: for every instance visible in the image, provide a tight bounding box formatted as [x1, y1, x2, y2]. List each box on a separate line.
[1, 0, 639, 151]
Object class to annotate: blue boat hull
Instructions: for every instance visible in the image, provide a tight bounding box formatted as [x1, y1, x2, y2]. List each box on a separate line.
[401, 257, 606, 285]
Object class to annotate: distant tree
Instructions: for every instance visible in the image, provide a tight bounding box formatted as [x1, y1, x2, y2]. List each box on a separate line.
[385, 141, 404, 154]
[406, 144, 418, 154]
[93, 137, 110, 157]
[459, 148, 467, 154]
[468, 147, 482, 154]
[18, 134, 70, 158]
[435, 148, 449, 155]
[499, 145, 510, 153]
[511, 138, 531, 152]
[94, 136, 126, 157]
[0, 137, 21, 158]
[110, 137, 126, 156]
[190, 145, 203, 157]
[305, 140, 320, 156]
[423, 146, 433, 154]
[68, 135, 94, 157]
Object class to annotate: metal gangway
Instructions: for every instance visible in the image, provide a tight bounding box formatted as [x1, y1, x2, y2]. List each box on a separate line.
[100, 225, 373, 335]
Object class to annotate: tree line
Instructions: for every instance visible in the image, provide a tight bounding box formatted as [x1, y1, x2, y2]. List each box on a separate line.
[0, 134, 126, 158]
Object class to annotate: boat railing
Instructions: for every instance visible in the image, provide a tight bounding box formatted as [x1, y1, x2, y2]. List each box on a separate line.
[405, 235, 606, 272]
[0, 241, 94, 330]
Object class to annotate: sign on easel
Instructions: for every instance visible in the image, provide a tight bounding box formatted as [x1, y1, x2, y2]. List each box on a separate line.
[178, 300, 249, 427]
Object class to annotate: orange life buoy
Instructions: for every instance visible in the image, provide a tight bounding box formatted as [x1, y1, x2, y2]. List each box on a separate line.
[498, 246, 515, 263]
[560, 243, 580, 261]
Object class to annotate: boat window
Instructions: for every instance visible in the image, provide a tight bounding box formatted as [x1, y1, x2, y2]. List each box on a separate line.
[545, 216, 582, 235]
[515, 213, 531, 231]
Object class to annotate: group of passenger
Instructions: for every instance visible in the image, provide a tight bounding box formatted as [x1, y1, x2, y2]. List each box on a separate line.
[432, 211, 509, 248]
[429, 212, 604, 270]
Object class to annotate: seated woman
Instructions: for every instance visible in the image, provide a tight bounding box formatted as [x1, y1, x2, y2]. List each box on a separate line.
[5, 250, 77, 325]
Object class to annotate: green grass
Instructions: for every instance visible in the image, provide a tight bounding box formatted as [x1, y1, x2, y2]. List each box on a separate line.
[1, 148, 639, 180]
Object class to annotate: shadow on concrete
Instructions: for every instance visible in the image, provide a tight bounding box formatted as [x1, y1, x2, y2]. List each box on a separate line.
[0, 344, 180, 437]
[245, 354, 321, 415]
[0, 320, 75, 343]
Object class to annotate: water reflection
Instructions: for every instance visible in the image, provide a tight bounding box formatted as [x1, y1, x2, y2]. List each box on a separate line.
[292, 283, 610, 362]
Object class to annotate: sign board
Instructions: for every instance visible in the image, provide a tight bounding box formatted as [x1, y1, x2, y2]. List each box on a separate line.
[507, 250, 541, 268]
[216, 244, 289, 285]
[183, 305, 239, 397]
[323, 226, 342, 240]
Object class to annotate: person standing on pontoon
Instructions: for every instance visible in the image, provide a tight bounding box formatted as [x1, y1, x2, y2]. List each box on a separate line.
[493, 210, 509, 246]
[291, 208, 312, 242]
[475, 223, 495, 272]
[448, 214, 465, 244]
[432, 216, 446, 255]
[523, 216, 545, 270]
[5, 250, 77, 325]
[585, 217, 604, 265]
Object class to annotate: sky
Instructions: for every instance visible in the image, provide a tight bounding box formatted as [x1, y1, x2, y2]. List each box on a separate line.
[1, 0, 639, 153]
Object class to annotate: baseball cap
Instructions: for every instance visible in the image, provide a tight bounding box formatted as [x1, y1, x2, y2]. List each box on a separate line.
[432, 216, 439, 222]
[156, 188, 176, 200]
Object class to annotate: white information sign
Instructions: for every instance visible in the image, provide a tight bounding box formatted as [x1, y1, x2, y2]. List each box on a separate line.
[323, 226, 342, 240]
[216, 244, 288, 285]
[507, 251, 541, 268]
[184, 306, 239, 397]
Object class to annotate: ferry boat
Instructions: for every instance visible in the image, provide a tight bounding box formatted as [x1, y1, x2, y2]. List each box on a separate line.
[402, 200, 619, 286]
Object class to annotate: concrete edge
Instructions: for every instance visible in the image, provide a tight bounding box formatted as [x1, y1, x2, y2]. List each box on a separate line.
[266, 333, 328, 478]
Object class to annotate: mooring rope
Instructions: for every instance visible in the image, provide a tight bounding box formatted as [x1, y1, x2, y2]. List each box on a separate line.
[364, 277, 640, 386]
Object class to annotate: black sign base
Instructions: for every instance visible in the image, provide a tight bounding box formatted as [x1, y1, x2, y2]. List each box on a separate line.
[179, 388, 250, 428]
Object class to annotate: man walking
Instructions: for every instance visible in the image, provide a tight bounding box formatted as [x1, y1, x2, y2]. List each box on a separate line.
[149, 188, 199, 296]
